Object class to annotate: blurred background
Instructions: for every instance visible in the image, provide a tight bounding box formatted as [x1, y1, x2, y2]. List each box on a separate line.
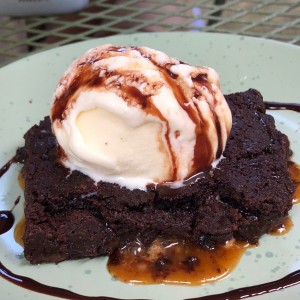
[0, 0, 299, 66]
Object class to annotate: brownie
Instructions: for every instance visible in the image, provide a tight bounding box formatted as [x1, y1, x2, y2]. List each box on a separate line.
[20, 89, 295, 264]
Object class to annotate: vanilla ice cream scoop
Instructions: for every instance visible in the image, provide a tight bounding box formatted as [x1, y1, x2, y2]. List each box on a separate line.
[51, 44, 232, 190]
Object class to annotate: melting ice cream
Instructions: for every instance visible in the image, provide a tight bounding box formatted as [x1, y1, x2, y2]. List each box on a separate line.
[51, 45, 232, 190]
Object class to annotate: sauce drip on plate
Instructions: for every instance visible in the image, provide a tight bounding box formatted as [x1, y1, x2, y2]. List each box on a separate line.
[264, 101, 300, 113]
[289, 162, 300, 204]
[0, 210, 15, 235]
[0, 196, 20, 235]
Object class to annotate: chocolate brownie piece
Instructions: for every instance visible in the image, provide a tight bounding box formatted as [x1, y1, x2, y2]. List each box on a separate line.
[21, 89, 295, 264]
[223, 89, 290, 160]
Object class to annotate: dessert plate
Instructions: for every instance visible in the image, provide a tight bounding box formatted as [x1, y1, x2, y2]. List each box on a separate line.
[0, 32, 300, 300]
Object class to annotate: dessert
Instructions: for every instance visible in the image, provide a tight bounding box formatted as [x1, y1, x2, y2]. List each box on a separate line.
[18, 45, 294, 265]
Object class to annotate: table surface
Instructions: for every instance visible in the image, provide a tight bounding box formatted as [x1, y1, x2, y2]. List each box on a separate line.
[0, 0, 299, 67]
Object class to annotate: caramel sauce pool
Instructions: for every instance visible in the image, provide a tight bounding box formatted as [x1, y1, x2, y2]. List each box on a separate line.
[18, 167, 25, 191]
[107, 238, 249, 285]
[14, 216, 25, 247]
[289, 162, 300, 204]
[14, 169, 25, 247]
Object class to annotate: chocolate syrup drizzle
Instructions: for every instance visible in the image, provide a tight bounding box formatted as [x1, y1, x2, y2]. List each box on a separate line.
[264, 101, 300, 113]
[0, 196, 20, 235]
[0, 157, 20, 235]
[0, 156, 17, 177]
[0, 101, 300, 299]
[0, 211, 14, 235]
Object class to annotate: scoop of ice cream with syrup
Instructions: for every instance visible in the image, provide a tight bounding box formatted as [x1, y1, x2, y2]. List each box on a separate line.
[51, 44, 232, 191]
